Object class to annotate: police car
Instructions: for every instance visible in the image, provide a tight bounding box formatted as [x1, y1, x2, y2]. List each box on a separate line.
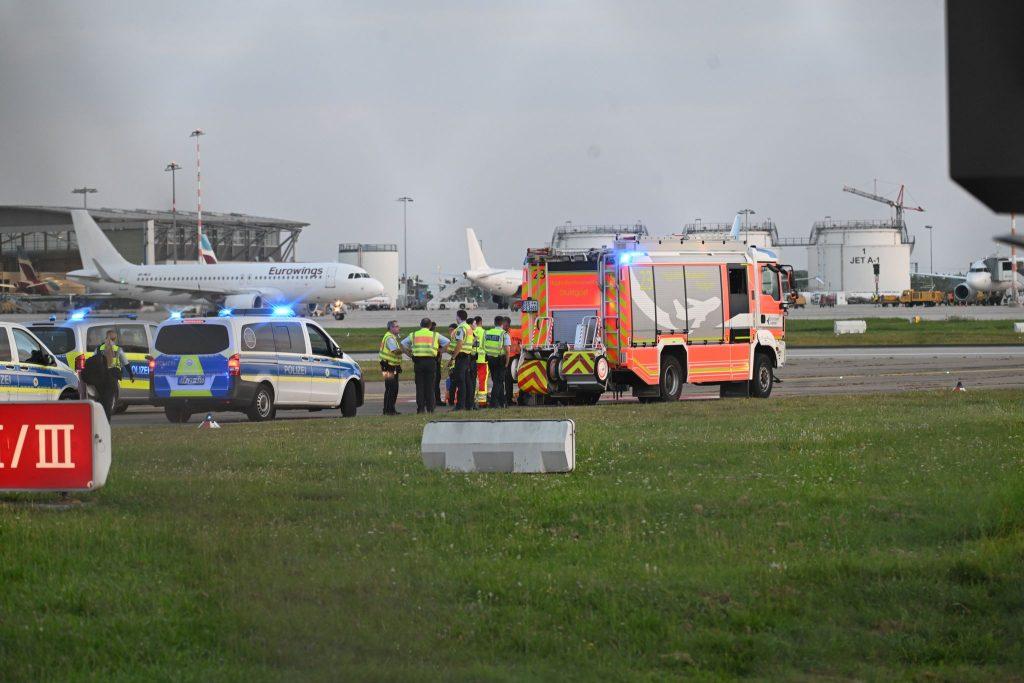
[0, 322, 81, 402]
[27, 312, 157, 413]
[150, 308, 363, 423]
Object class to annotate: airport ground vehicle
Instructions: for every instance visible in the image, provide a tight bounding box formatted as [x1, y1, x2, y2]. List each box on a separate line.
[0, 322, 81, 402]
[899, 289, 944, 307]
[515, 236, 791, 404]
[27, 313, 156, 413]
[149, 309, 363, 423]
[874, 293, 901, 307]
[426, 298, 478, 311]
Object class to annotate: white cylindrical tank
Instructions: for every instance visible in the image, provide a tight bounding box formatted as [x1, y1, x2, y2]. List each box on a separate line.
[806, 220, 913, 294]
[679, 222, 782, 260]
[550, 224, 648, 251]
[338, 243, 399, 303]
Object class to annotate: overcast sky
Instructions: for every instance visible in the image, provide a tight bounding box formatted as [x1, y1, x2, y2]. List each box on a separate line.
[0, 0, 1009, 275]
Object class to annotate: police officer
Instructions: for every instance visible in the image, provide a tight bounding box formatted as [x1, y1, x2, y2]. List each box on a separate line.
[450, 309, 476, 411]
[378, 320, 403, 415]
[401, 317, 449, 413]
[97, 328, 133, 417]
[502, 316, 517, 405]
[483, 315, 511, 408]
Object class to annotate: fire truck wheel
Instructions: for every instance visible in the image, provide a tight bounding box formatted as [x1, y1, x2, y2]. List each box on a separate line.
[594, 355, 609, 382]
[547, 355, 561, 382]
[658, 356, 684, 402]
[750, 352, 774, 399]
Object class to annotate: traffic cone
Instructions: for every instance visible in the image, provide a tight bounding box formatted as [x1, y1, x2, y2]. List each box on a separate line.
[198, 412, 221, 429]
[953, 379, 966, 393]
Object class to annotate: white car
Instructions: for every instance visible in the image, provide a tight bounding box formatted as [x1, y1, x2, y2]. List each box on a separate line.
[149, 309, 363, 423]
[0, 322, 82, 402]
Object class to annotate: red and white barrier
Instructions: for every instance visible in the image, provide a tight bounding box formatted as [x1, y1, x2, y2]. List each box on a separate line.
[0, 401, 111, 492]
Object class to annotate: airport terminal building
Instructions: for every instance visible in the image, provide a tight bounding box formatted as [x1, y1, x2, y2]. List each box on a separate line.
[0, 205, 307, 273]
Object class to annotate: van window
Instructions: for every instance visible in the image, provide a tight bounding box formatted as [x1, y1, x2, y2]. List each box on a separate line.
[86, 326, 109, 350]
[116, 324, 149, 354]
[155, 324, 230, 355]
[240, 323, 276, 352]
[28, 327, 75, 355]
[272, 323, 305, 354]
[13, 328, 48, 365]
[761, 267, 781, 300]
[306, 324, 333, 356]
[0, 329, 11, 362]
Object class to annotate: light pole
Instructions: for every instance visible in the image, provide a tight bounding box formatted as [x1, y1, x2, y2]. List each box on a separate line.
[71, 187, 97, 208]
[165, 162, 181, 262]
[190, 129, 205, 263]
[924, 225, 933, 273]
[738, 208, 756, 242]
[397, 196, 413, 280]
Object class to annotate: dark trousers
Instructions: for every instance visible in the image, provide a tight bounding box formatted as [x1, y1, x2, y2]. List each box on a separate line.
[454, 354, 476, 410]
[413, 357, 437, 413]
[382, 367, 400, 414]
[488, 356, 507, 408]
[505, 361, 515, 405]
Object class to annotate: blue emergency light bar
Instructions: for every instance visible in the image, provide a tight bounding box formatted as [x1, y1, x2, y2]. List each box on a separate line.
[65, 309, 139, 322]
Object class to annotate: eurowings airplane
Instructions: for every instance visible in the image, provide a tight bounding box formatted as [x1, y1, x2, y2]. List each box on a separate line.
[464, 228, 521, 298]
[67, 210, 383, 309]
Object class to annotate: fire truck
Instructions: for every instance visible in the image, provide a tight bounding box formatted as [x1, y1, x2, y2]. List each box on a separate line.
[515, 235, 793, 404]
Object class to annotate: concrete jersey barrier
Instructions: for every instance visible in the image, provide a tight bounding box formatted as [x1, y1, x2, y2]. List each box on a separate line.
[834, 320, 867, 335]
[421, 419, 576, 473]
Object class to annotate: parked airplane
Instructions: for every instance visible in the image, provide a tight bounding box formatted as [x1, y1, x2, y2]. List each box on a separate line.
[67, 210, 384, 309]
[0, 254, 79, 294]
[199, 234, 218, 264]
[464, 228, 521, 299]
[953, 256, 1024, 302]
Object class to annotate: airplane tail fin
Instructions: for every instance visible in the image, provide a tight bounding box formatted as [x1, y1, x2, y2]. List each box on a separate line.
[199, 233, 218, 264]
[17, 254, 38, 283]
[71, 210, 131, 274]
[466, 228, 489, 272]
[729, 215, 742, 240]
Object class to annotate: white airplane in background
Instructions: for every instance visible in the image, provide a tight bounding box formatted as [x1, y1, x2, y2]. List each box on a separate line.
[67, 210, 384, 309]
[464, 228, 521, 298]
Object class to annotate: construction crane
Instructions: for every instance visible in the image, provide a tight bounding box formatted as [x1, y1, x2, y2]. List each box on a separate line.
[842, 183, 925, 225]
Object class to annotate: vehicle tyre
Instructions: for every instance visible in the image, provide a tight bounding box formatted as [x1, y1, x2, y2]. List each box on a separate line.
[658, 356, 684, 402]
[750, 352, 774, 399]
[340, 383, 358, 418]
[247, 384, 276, 422]
[439, 304, 447, 310]
[459, 303, 466, 310]
[594, 355, 610, 383]
[164, 405, 191, 423]
[59, 389, 77, 400]
[113, 399, 128, 414]
[547, 355, 561, 382]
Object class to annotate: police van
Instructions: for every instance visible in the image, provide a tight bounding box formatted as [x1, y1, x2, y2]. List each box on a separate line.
[0, 322, 81, 402]
[150, 309, 363, 423]
[27, 312, 157, 413]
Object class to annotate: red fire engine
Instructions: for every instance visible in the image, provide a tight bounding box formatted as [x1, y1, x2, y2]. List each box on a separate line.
[515, 234, 793, 403]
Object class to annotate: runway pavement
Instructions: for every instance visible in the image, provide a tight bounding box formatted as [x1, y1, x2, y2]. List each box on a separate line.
[111, 345, 1024, 425]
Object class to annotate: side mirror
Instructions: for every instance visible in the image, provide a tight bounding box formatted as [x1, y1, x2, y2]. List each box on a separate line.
[47, 354, 57, 366]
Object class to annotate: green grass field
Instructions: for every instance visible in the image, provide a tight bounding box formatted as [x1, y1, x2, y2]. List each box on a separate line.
[329, 318, 1024, 356]
[3, 390, 1023, 680]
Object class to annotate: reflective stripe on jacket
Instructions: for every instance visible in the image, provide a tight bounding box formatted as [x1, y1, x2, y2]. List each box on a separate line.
[379, 331, 402, 366]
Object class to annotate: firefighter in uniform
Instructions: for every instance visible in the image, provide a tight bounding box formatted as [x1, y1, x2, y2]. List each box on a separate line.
[473, 315, 488, 406]
[97, 328, 133, 417]
[378, 320, 403, 415]
[401, 317, 449, 413]
[451, 309, 476, 411]
[483, 316, 511, 408]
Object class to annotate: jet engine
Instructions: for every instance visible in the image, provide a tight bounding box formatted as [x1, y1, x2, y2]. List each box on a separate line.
[953, 283, 975, 303]
[222, 293, 265, 309]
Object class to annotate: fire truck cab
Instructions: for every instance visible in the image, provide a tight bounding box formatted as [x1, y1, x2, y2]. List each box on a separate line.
[516, 236, 792, 404]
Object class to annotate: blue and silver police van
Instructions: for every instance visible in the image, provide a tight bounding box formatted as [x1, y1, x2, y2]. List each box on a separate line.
[150, 309, 363, 423]
[0, 322, 82, 402]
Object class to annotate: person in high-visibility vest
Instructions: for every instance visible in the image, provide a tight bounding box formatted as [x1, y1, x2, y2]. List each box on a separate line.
[400, 317, 449, 413]
[483, 315, 512, 408]
[97, 329, 134, 418]
[450, 309, 476, 411]
[473, 315, 489, 406]
[378, 320, 403, 415]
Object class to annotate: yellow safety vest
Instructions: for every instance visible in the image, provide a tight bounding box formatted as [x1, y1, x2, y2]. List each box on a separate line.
[474, 326, 486, 363]
[378, 331, 402, 366]
[97, 343, 122, 370]
[456, 322, 474, 356]
[483, 327, 505, 357]
[411, 328, 439, 357]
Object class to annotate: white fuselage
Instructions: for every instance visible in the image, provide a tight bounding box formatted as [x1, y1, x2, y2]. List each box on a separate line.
[464, 268, 521, 297]
[69, 261, 384, 306]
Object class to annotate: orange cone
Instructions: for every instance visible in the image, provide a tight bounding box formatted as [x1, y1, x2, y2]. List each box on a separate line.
[953, 379, 966, 393]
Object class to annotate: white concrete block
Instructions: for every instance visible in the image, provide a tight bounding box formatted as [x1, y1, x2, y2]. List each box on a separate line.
[834, 320, 867, 335]
[1014, 322, 1024, 333]
[421, 420, 576, 473]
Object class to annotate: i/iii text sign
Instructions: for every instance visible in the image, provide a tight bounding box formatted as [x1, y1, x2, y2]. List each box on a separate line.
[0, 402, 111, 492]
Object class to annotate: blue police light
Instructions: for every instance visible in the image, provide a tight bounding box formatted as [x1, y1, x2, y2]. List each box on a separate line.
[69, 309, 88, 321]
[272, 306, 294, 317]
[218, 308, 233, 317]
[169, 311, 183, 320]
[49, 314, 57, 322]
[619, 252, 635, 265]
